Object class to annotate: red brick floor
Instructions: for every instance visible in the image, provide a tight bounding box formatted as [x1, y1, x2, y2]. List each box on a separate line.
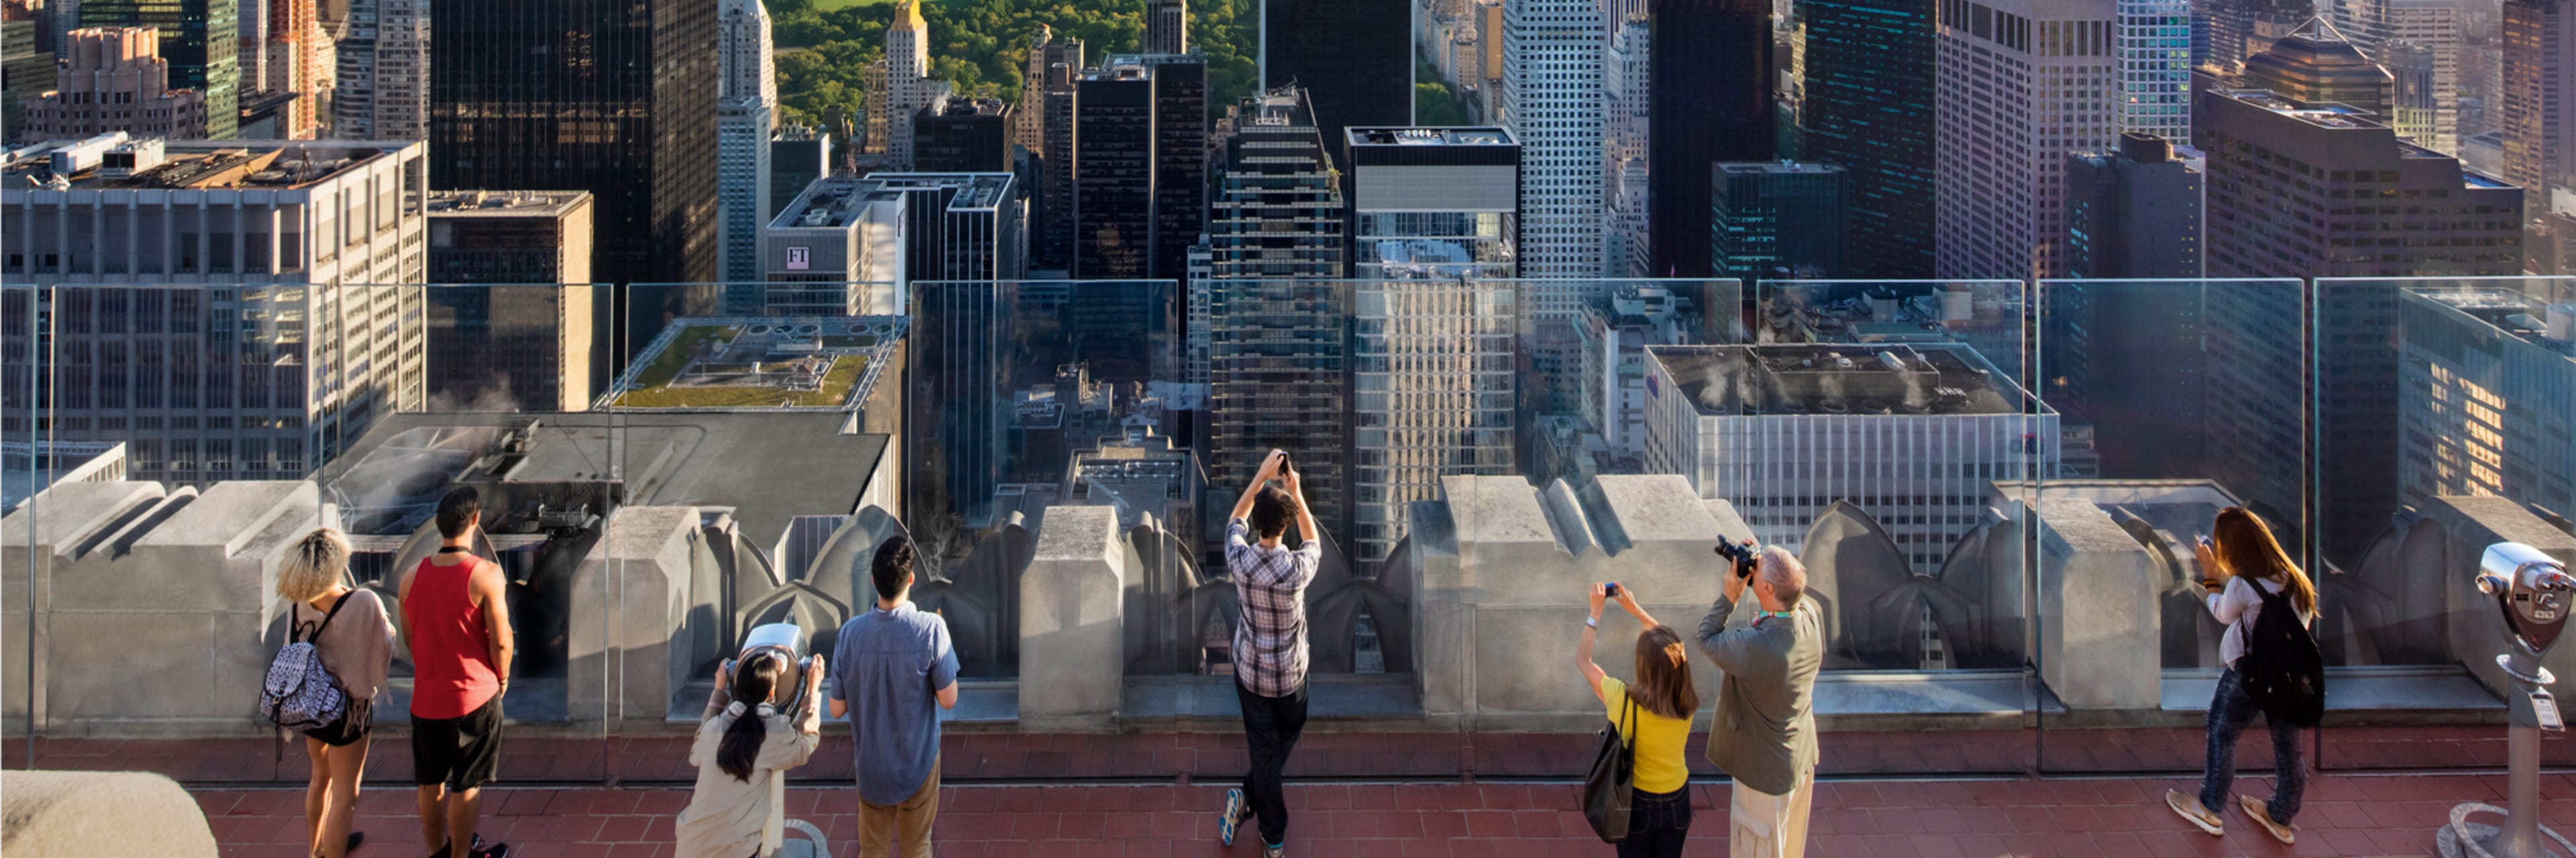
[195, 771, 2576, 857]
[7, 725, 2539, 786]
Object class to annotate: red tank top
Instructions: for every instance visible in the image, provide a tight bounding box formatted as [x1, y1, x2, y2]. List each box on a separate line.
[404, 555, 501, 719]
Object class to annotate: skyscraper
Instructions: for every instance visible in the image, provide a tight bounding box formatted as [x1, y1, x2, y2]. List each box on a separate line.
[1710, 160, 1850, 281]
[912, 96, 1011, 172]
[770, 123, 831, 218]
[1344, 126, 1521, 278]
[1933, 0, 2118, 280]
[718, 0, 778, 297]
[1075, 63, 1152, 278]
[1208, 86, 1345, 278]
[2115, 0, 2190, 139]
[1148, 0, 1187, 53]
[1072, 54, 1204, 280]
[2381, 38, 2441, 147]
[1648, 0, 1773, 278]
[1206, 281, 1350, 552]
[1795, 0, 1937, 278]
[1603, 18, 1650, 279]
[2200, 89, 2523, 278]
[332, 0, 425, 140]
[2196, 88, 2524, 561]
[2335, 0, 2459, 150]
[20, 28, 208, 140]
[425, 191, 598, 411]
[883, 0, 938, 169]
[239, 0, 325, 138]
[2063, 131, 2203, 278]
[78, 0, 238, 138]
[1, 140, 430, 483]
[2500, 0, 2572, 213]
[1032, 31, 1083, 270]
[430, 0, 720, 347]
[1261, 0, 1411, 156]
[1352, 278, 1517, 569]
[2241, 18, 2395, 119]
[1501, 0, 1604, 291]
[2396, 287, 2576, 523]
[1143, 54, 1208, 283]
[2, 10, 56, 142]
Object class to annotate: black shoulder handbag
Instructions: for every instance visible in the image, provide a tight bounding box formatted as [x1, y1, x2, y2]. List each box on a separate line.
[1582, 693, 1638, 843]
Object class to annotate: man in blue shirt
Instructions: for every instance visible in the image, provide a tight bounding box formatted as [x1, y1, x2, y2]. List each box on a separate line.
[829, 536, 960, 858]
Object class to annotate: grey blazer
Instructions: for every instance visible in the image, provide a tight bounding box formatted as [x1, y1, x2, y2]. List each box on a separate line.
[1695, 592, 1823, 796]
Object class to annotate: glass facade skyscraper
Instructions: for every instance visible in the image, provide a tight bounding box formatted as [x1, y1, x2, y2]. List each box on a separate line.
[1794, 0, 1937, 277]
[429, 0, 722, 352]
[1260, 0, 1412, 162]
[1648, 0, 1774, 278]
[2114, 0, 2191, 140]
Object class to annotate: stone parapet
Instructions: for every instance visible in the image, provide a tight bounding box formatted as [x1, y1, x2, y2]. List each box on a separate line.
[1019, 505, 1126, 731]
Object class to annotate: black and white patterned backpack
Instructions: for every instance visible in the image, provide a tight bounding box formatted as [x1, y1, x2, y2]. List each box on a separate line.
[262, 592, 353, 730]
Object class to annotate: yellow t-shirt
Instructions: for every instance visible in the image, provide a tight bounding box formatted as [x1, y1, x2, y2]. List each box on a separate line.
[1601, 676, 1693, 794]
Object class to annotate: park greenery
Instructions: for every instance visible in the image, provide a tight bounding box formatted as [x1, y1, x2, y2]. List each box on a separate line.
[767, 0, 1260, 132]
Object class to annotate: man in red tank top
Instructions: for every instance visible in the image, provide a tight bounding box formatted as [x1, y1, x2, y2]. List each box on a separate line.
[400, 487, 515, 858]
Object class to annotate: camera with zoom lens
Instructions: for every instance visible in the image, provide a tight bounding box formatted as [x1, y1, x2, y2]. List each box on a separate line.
[1714, 539, 1760, 581]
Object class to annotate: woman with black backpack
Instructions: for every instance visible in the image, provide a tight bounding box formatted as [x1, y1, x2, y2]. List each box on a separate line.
[274, 527, 396, 858]
[2167, 506, 2319, 846]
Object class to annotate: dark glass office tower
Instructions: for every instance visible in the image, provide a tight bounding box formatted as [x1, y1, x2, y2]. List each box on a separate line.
[913, 97, 1013, 172]
[1073, 55, 1205, 281]
[1794, 0, 1935, 278]
[1074, 65, 1153, 278]
[1260, 0, 1410, 160]
[1649, 0, 1771, 278]
[429, 0, 720, 355]
[78, 0, 240, 138]
[1144, 54, 1206, 283]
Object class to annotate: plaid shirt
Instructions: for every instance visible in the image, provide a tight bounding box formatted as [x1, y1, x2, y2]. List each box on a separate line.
[1225, 517, 1321, 698]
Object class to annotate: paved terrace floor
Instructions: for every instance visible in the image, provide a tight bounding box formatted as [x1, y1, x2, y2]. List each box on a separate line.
[192, 774, 2576, 857]
[15, 729, 2569, 857]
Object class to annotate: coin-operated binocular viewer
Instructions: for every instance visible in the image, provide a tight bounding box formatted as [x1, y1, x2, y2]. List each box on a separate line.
[2440, 543, 2576, 858]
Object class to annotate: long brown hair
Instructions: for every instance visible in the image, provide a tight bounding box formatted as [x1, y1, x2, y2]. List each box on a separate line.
[1627, 625, 1701, 720]
[2211, 506, 2315, 615]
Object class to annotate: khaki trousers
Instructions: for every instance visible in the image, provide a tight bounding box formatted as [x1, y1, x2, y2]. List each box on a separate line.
[1727, 773, 1815, 858]
[855, 763, 940, 858]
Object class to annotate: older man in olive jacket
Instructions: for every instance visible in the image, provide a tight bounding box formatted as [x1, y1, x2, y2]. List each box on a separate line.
[1697, 545, 1823, 858]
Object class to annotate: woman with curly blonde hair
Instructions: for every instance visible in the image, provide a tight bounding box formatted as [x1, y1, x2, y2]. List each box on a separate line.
[276, 527, 396, 858]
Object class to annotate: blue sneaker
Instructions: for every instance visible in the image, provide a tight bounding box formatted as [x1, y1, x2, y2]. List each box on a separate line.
[1219, 788, 1248, 846]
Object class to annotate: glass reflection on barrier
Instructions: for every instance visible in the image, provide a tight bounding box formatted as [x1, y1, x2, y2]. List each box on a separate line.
[598, 283, 900, 748]
[1743, 281, 2041, 672]
[2031, 278, 2310, 773]
[313, 282, 620, 782]
[2313, 276, 2576, 770]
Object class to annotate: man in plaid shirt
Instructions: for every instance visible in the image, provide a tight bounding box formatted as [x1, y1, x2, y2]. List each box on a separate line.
[1217, 449, 1321, 858]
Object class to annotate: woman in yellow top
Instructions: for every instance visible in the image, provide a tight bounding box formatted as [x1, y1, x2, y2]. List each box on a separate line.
[1578, 581, 1703, 858]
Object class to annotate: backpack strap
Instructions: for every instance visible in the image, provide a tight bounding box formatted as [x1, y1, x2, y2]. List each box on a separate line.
[299, 592, 356, 644]
[1619, 694, 1638, 753]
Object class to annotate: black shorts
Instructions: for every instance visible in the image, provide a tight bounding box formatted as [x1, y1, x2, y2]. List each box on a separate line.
[411, 696, 503, 790]
[303, 698, 372, 748]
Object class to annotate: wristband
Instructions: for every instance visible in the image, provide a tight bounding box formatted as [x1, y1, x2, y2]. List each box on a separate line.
[1585, 616, 1598, 629]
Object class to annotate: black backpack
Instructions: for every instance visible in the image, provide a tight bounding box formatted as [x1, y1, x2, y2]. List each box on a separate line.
[2241, 582, 2324, 728]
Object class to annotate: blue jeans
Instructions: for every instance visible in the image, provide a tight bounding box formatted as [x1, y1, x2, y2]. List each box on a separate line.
[2200, 667, 2305, 823]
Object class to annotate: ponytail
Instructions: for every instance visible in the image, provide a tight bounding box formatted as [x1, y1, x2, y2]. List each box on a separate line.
[716, 656, 784, 781]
